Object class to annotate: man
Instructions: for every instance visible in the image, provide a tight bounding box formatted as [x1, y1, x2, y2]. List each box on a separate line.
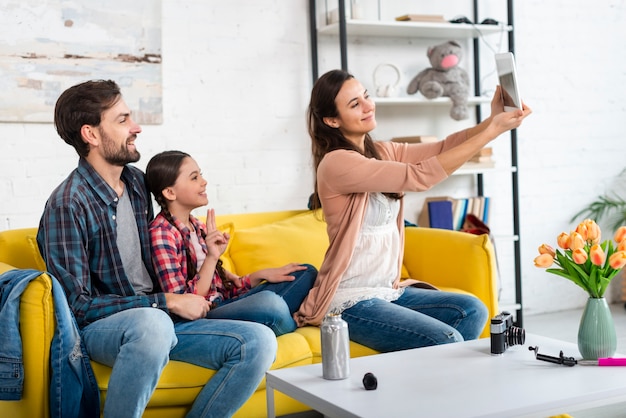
[37, 80, 276, 418]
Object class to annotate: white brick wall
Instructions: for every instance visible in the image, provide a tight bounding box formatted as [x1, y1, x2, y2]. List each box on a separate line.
[1, 0, 625, 315]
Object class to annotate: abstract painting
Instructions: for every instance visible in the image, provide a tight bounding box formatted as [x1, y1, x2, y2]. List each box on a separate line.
[0, 0, 162, 124]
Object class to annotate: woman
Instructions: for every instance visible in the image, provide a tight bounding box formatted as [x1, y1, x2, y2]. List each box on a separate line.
[295, 69, 531, 352]
[147, 150, 317, 336]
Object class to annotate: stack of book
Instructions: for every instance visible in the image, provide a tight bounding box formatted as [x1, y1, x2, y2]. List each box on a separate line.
[468, 147, 494, 166]
[395, 14, 447, 23]
[418, 196, 490, 231]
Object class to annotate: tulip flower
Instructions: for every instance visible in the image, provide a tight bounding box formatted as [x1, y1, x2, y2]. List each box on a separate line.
[557, 232, 570, 249]
[614, 226, 626, 244]
[581, 219, 601, 244]
[589, 244, 606, 267]
[575, 222, 588, 241]
[535, 221, 626, 298]
[534, 253, 554, 268]
[571, 248, 588, 264]
[538, 244, 555, 257]
[609, 251, 626, 270]
[568, 232, 585, 251]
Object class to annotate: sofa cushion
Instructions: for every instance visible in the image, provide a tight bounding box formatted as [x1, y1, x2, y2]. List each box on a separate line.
[228, 210, 328, 274]
[294, 326, 378, 363]
[25, 236, 47, 271]
[0, 228, 46, 271]
[0, 262, 15, 275]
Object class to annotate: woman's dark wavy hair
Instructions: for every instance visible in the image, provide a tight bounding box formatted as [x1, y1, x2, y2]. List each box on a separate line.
[146, 150, 231, 288]
[307, 69, 402, 210]
[54, 79, 121, 157]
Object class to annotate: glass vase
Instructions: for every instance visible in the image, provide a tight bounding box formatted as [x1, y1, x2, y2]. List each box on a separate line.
[577, 297, 617, 360]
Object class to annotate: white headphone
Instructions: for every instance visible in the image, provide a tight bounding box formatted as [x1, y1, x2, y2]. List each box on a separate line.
[373, 63, 401, 98]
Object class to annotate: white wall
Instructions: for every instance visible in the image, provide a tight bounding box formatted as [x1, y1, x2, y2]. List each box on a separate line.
[1, 0, 625, 316]
[516, 0, 626, 313]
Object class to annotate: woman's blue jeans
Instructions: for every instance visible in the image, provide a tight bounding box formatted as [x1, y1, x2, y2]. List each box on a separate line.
[341, 287, 489, 353]
[82, 308, 276, 418]
[206, 263, 317, 336]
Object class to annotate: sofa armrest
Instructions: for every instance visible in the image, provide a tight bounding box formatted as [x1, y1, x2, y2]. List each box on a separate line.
[402, 227, 498, 337]
[0, 263, 54, 418]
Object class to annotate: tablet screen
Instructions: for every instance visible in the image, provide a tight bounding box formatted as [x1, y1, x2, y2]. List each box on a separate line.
[499, 72, 520, 109]
[495, 52, 522, 111]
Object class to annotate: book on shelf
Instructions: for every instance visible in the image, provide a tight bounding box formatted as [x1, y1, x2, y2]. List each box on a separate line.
[419, 196, 490, 231]
[453, 198, 468, 230]
[390, 135, 438, 144]
[483, 197, 490, 225]
[427, 200, 454, 230]
[418, 196, 455, 228]
[472, 197, 484, 219]
[469, 147, 494, 163]
[395, 14, 447, 23]
[469, 155, 493, 163]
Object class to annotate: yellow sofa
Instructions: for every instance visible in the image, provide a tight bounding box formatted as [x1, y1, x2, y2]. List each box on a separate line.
[0, 209, 498, 418]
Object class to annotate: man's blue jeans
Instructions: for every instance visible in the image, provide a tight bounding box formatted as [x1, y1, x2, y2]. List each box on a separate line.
[82, 308, 276, 418]
[206, 263, 317, 336]
[341, 287, 489, 352]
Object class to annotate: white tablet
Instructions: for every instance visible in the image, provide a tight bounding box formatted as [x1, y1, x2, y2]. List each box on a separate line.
[495, 52, 523, 111]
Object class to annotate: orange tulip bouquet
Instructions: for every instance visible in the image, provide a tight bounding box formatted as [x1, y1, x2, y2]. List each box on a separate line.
[534, 219, 626, 298]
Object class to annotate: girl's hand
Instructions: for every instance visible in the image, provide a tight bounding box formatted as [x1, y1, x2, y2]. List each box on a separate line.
[224, 270, 243, 288]
[251, 263, 308, 285]
[205, 208, 217, 230]
[204, 208, 229, 258]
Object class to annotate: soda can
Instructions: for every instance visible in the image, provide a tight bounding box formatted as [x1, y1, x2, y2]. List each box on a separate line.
[321, 313, 350, 380]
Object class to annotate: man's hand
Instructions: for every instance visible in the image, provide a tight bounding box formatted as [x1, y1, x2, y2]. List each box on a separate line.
[164, 293, 211, 320]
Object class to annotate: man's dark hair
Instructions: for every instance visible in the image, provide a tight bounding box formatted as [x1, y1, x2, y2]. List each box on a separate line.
[54, 80, 121, 157]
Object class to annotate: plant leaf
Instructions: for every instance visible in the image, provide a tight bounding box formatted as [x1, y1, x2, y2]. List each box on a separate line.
[546, 269, 591, 293]
[572, 194, 626, 231]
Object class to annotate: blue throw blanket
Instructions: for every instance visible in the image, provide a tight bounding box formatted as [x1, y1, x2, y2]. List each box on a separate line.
[0, 269, 99, 417]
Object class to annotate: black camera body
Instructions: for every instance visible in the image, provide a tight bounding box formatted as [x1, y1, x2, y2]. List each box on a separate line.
[490, 311, 525, 355]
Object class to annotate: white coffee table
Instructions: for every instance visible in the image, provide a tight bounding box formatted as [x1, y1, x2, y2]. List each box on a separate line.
[266, 334, 626, 418]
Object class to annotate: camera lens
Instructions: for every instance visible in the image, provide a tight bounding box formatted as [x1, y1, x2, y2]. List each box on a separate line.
[506, 325, 525, 347]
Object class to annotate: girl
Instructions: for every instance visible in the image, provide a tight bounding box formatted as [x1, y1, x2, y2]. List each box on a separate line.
[147, 150, 317, 336]
[295, 69, 532, 352]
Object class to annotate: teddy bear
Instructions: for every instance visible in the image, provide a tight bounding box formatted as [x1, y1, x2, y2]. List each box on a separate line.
[406, 40, 470, 121]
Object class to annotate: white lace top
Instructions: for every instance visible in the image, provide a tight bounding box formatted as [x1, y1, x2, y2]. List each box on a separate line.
[328, 192, 404, 314]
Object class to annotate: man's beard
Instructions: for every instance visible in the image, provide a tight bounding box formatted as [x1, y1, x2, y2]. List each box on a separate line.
[99, 128, 140, 166]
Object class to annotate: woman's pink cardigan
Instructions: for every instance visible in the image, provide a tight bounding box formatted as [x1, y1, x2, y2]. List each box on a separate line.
[294, 131, 468, 327]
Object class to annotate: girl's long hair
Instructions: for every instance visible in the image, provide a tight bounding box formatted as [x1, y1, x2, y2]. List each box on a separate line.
[307, 69, 402, 210]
